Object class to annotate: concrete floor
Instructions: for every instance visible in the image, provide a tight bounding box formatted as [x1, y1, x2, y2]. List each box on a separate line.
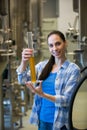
[5, 88, 87, 130]
[19, 89, 87, 130]
[18, 109, 37, 130]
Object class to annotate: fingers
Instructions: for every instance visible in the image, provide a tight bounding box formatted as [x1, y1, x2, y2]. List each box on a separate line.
[39, 80, 42, 86]
[35, 80, 42, 86]
[22, 48, 33, 61]
[25, 80, 43, 95]
[25, 81, 35, 93]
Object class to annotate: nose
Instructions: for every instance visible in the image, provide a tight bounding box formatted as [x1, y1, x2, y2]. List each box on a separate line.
[53, 45, 57, 51]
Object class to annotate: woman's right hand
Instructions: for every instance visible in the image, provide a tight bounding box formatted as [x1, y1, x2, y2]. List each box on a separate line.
[19, 48, 34, 72]
[22, 48, 33, 63]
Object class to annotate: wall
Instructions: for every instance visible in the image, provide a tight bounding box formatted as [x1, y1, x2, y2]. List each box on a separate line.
[58, 0, 78, 35]
[43, 0, 58, 18]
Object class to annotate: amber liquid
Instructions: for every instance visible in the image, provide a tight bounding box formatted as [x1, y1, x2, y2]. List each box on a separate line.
[29, 56, 36, 83]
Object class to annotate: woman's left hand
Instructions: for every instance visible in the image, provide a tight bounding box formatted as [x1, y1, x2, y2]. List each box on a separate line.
[25, 81, 43, 96]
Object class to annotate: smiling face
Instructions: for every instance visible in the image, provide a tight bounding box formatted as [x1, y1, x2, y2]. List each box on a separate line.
[48, 34, 67, 59]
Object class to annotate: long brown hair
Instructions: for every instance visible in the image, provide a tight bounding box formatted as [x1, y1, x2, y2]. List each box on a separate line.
[39, 30, 66, 80]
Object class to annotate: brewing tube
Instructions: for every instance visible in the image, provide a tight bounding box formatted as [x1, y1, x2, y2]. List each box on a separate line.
[27, 32, 36, 83]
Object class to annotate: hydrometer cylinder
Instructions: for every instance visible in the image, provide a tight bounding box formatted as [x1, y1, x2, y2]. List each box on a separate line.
[29, 56, 36, 83]
[27, 32, 36, 83]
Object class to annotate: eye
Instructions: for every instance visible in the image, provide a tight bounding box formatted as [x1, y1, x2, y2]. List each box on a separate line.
[55, 41, 61, 46]
[48, 43, 53, 48]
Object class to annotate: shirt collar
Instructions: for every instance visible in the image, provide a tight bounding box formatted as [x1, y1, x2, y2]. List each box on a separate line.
[61, 60, 70, 69]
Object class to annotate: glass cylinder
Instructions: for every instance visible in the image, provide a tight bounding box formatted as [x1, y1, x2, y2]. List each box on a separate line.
[27, 32, 36, 83]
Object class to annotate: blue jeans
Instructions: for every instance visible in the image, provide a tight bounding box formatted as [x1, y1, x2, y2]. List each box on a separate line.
[61, 125, 67, 130]
[38, 120, 53, 130]
[38, 120, 67, 130]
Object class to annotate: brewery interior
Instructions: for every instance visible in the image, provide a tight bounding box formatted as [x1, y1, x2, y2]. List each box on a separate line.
[0, 0, 87, 130]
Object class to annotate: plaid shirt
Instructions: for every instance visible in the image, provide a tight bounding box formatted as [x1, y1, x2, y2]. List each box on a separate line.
[16, 60, 80, 130]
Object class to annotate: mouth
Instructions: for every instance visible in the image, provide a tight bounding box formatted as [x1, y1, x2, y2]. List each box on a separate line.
[52, 51, 60, 56]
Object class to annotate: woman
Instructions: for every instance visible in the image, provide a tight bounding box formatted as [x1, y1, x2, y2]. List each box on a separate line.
[17, 30, 80, 130]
